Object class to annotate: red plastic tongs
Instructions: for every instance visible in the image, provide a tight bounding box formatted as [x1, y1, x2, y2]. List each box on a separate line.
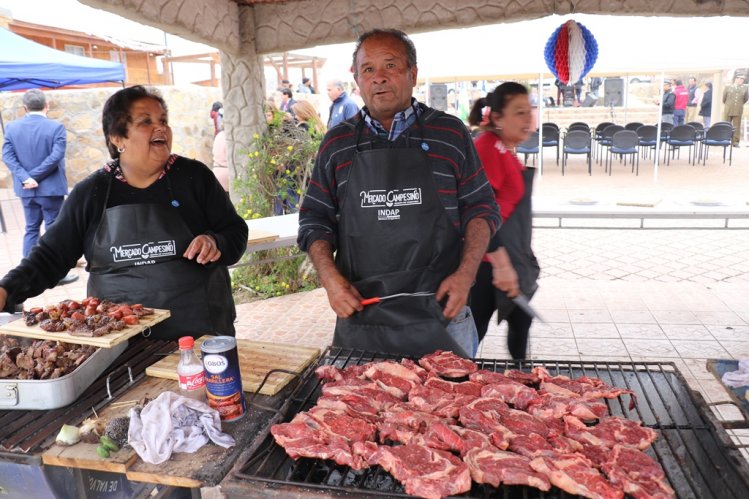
[360, 291, 435, 306]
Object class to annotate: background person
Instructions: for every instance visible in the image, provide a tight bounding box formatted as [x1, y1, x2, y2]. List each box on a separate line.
[468, 83, 540, 360]
[298, 29, 500, 358]
[326, 79, 359, 128]
[292, 100, 326, 136]
[1, 89, 78, 286]
[686, 77, 699, 123]
[210, 101, 223, 135]
[722, 74, 748, 147]
[0, 86, 248, 340]
[672, 79, 689, 126]
[699, 81, 713, 127]
[659, 81, 676, 125]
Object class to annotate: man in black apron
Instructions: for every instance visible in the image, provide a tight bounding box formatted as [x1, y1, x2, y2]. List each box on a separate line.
[298, 29, 501, 358]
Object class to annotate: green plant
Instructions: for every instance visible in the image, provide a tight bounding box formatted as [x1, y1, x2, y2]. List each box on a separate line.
[231, 111, 322, 301]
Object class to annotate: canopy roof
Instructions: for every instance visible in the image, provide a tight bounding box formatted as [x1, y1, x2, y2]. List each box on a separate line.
[0, 27, 125, 91]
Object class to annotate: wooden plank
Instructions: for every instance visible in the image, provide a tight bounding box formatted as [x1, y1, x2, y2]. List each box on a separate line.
[248, 229, 278, 245]
[145, 337, 320, 396]
[40, 379, 150, 472]
[0, 309, 170, 348]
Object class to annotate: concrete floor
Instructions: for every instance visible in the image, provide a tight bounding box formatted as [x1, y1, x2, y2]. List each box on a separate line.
[2, 144, 749, 457]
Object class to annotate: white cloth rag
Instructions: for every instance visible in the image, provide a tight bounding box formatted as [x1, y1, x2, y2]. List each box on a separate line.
[721, 359, 749, 388]
[128, 391, 235, 464]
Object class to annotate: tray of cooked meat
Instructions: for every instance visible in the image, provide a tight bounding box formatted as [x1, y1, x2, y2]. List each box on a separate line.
[0, 333, 128, 410]
[0, 297, 170, 348]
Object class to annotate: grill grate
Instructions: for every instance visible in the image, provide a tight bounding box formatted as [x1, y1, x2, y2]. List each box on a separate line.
[236, 348, 749, 499]
[0, 337, 173, 457]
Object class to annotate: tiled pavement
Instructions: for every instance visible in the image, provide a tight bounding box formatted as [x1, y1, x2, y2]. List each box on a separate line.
[3, 149, 749, 449]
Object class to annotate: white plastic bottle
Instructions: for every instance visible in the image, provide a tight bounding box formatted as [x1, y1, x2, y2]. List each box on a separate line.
[177, 336, 206, 401]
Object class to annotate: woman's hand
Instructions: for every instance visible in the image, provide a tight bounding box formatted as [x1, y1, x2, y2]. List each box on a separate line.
[183, 234, 221, 265]
[485, 247, 520, 298]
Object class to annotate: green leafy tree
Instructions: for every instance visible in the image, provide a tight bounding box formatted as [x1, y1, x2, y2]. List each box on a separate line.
[231, 111, 322, 301]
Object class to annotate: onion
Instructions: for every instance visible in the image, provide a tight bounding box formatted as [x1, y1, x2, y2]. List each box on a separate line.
[55, 424, 81, 446]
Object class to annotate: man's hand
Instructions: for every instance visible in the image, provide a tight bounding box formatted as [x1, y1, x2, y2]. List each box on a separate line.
[22, 178, 38, 189]
[0, 287, 7, 312]
[436, 269, 474, 320]
[308, 240, 363, 318]
[323, 272, 364, 318]
[183, 234, 221, 265]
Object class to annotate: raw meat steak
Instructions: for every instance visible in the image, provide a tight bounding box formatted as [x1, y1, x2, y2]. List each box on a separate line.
[315, 363, 367, 382]
[601, 445, 675, 499]
[526, 392, 609, 421]
[481, 381, 538, 410]
[378, 421, 464, 454]
[469, 369, 518, 385]
[504, 367, 544, 385]
[540, 372, 636, 410]
[408, 384, 477, 418]
[364, 361, 424, 398]
[270, 419, 366, 470]
[449, 425, 496, 456]
[508, 433, 554, 458]
[458, 397, 511, 442]
[530, 452, 624, 499]
[381, 403, 455, 430]
[499, 407, 550, 437]
[424, 376, 483, 396]
[300, 408, 376, 443]
[362, 443, 472, 499]
[418, 350, 478, 378]
[464, 447, 551, 491]
[565, 416, 657, 450]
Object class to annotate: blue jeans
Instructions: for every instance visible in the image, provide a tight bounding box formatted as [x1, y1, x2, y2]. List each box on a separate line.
[446, 306, 479, 357]
[21, 196, 64, 257]
[673, 109, 685, 126]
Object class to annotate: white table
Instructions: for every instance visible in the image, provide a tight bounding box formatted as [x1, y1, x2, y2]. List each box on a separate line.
[245, 213, 299, 253]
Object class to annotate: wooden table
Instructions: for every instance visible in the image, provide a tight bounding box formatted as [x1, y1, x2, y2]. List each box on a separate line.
[2, 338, 313, 497]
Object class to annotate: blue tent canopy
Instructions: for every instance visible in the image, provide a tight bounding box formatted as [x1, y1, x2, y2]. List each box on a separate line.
[0, 27, 125, 91]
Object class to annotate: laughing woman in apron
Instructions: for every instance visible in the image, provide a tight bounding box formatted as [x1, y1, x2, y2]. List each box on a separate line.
[468, 83, 540, 360]
[0, 86, 248, 340]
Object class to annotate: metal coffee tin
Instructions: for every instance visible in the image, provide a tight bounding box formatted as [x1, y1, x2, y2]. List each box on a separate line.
[200, 335, 245, 421]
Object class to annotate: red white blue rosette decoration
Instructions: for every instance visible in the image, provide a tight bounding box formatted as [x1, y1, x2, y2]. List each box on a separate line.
[544, 20, 598, 85]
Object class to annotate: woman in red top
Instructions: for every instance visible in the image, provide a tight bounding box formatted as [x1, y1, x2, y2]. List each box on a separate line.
[468, 82, 540, 359]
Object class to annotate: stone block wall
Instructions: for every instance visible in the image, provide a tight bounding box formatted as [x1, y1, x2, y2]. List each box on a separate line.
[0, 85, 221, 188]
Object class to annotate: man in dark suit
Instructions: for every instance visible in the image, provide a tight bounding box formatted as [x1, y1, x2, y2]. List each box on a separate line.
[2, 90, 77, 284]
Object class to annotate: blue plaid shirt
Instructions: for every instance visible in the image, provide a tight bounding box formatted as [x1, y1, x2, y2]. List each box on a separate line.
[361, 98, 421, 141]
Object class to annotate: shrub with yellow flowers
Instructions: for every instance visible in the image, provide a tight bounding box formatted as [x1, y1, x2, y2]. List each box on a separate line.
[231, 110, 323, 301]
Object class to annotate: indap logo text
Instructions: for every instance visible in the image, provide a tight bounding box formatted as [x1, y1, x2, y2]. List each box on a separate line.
[203, 354, 229, 374]
[110, 240, 176, 262]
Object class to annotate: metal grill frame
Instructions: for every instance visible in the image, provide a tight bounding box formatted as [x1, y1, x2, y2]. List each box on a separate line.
[236, 347, 749, 499]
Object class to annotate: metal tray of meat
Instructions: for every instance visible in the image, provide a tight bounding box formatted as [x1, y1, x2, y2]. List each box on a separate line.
[0, 337, 128, 410]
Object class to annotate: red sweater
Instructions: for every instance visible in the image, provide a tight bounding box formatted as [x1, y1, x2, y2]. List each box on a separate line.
[673, 85, 689, 111]
[473, 132, 525, 222]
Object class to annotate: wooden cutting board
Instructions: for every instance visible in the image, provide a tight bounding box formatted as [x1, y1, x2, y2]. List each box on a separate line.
[0, 309, 171, 348]
[145, 337, 320, 396]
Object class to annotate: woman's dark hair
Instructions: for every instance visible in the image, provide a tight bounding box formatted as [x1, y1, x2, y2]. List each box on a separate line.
[352, 29, 417, 77]
[468, 82, 528, 127]
[102, 85, 168, 159]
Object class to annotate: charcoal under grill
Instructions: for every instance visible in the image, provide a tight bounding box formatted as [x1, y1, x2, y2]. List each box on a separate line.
[234, 347, 749, 499]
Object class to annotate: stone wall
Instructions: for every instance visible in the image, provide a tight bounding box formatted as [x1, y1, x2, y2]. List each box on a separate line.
[0, 86, 220, 188]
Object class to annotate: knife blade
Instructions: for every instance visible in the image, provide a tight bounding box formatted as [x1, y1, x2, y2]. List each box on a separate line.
[511, 294, 545, 323]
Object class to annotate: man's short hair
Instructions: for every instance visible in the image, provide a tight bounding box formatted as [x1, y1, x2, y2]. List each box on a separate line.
[352, 29, 417, 77]
[281, 88, 293, 98]
[675, 79, 683, 86]
[302, 77, 310, 84]
[23, 89, 46, 111]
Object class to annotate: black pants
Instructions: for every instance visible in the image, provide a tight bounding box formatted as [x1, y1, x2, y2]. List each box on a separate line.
[470, 262, 533, 360]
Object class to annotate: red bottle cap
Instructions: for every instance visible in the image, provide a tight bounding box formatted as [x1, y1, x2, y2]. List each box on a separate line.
[178, 336, 194, 350]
